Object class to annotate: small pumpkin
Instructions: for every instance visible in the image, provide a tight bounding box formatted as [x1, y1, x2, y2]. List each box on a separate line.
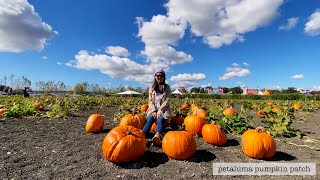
[102, 125, 146, 163]
[223, 107, 236, 116]
[120, 111, 146, 129]
[191, 103, 199, 112]
[33, 101, 45, 111]
[192, 107, 207, 118]
[293, 103, 301, 110]
[181, 103, 190, 110]
[263, 90, 270, 96]
[85, 114, 105, 133]
[150, 119, 169, 132]
[257, 110, 266, 118]
[0, 105, 5, 116]
[162, 131, 196, 160]
[184, 114, 206, 136]
[241, 127, 276, 159]
[271, 107, 280, 112]
[267, 101, 273, 106]
[140, 104, 148, 113]
[202, 122, 227, 146]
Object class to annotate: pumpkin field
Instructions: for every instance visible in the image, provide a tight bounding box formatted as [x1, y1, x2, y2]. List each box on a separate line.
[0, 95, 319, 179]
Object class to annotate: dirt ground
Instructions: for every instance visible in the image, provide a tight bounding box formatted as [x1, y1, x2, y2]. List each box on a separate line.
[0, 107, 319, 180]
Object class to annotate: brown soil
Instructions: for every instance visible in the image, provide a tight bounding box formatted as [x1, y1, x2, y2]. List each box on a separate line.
[0, 107, 319, 180]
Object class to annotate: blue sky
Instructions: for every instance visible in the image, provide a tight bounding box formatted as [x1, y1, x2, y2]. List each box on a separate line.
[0, 0, 320, 91]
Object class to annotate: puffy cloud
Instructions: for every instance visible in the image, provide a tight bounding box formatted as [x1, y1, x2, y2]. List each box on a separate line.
[304, 9, 320, 36]
[141, 45, 192, 65]
[170, 73, 206, 90]
[279, 17, 299, 31]
[243, 62, 250, 66]
[165, 0, 284, 48]
[0, 0, 58, 53]
[290, 74, 304, 79]
[105, 46, 130, 57]
[66, 50, 155, 85]
[219, 63, 251, 80]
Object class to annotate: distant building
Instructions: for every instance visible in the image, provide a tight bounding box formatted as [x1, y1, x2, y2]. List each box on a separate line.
[242, 88, 258, 95]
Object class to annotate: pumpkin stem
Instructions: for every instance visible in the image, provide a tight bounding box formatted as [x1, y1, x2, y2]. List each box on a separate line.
[211, 121, 217, 125]
[255, 126, 266, 133]
[132, 108, 136, 115]
[126, 130, 132, 135]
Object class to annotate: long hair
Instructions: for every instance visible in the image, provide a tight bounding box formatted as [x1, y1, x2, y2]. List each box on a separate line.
[151, 76, 166, 94]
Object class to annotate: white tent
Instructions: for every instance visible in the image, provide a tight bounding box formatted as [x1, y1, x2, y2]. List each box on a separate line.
[117, 90, 142, 95]
[258, 91, 264, 95]
[171, 89, 182, 94]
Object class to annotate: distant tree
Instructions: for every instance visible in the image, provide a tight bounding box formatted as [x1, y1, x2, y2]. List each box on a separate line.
[283, 87, 297, 93]
[230, 86, 243, 94]
[74, 82, 89, 94]
[222, 87, 229, 94]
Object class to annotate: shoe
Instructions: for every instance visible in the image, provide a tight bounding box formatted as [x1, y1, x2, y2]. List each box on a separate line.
[152, 133, 162, 147]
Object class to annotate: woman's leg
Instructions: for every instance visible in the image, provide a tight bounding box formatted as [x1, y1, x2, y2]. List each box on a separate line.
[155, 115, 166, 134]
[142, 114, 155, 134]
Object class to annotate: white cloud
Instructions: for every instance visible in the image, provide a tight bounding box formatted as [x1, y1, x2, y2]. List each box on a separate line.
[42, 56, 48, 60]
[305, 9, 320, 36]
[57, 62, 63, 65]
[243, 62, 250, 66]
[66, 50, 156, 85]
[232, 63, 239, 66]
[165, 0, 284, 48]
[219, 65, 251, 80]
[279, 17, 299, 31]
[0, 0, 58, 53]
[290, 74, 304, 79]
[141, 45, 192, 65]
[105, 46, 130, 57]
[170, 73, 206, 90]
[170, 73, 206, 82]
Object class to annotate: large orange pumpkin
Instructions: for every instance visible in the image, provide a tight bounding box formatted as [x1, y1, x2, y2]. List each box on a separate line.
[202, 122, 227, 146]
[293, 103, 301, 110]
[162, 131, 196, 160]
[223, 108, 236, 116]
[181, 103, 190, 110]
[140, 104, 148, 113]
[169, 116, 185, 130]
[241, 127, 276, 159]
[102, 125, 146, 163]
[120, 112, 146, 129]
[85, 114, 105, 133]
[263, 90, 270, 96]
[184, 115, 206, 136]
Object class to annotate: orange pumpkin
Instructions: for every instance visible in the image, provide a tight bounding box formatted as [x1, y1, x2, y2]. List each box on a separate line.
[202, 122, 227, 146]
[33, 101, 45, 111]
[241, 127, 276, 159]
[223, 108, 236, 116]
[102, 125, 146, 163]
[140, 104, 148, 112]
[120, 112, 146, 129]
[267, 101, 273, 106]
[263, 90, 270, 96]
[0, 105, 5, 116]
[151, 119, 169, 132]
[271, 107, 280, 112]
[257, 110, 266, 118]
[192, 107, 207, 118]
[181, 103, 190, 110]
[85, 114, 105, 133]
[184, 115, 206, 136]
[162, 131, 196, 160]
[252, 104, 258, 109]
[293, 103, 301, 110]
[169, 116, 185, 130]
[191, 103, 199, 112]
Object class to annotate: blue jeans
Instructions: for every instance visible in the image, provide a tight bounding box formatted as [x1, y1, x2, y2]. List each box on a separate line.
[142, 114, 165, 134]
